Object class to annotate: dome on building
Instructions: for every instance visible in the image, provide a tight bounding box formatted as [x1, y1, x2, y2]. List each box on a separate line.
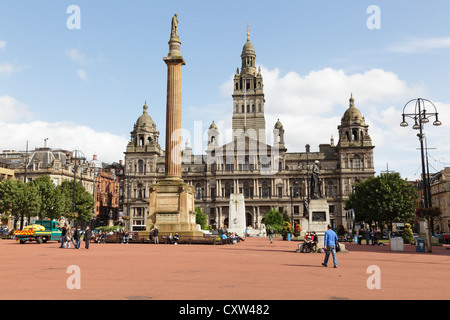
[274, 119, 283, 130]
[341, 94, 365, 125]
[209, 121, 218, 130]
[242, 40, 255, 55]
[135, 102, 155, 130]
[89, 154, 102, 169]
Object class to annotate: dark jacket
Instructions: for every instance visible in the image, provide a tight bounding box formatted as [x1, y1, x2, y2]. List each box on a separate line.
[84, 228, 92, 241]
[73, 229, 80, 241]
[153, 228, 159, 237]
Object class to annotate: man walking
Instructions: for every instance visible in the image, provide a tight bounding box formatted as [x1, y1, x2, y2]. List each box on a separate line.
[153, 225, 159, 244]
[73, 226, 81, 249]
[322, 224, 338, 268]
[59, 224, 67, 248]
[84, 225, 92, 249]
[268, 225, 274, 244]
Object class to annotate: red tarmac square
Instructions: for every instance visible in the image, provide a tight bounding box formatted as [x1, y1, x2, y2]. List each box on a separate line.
[1, 237, 449, 300]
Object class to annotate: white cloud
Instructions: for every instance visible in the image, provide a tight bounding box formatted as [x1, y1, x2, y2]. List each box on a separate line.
[65, 48, 91, 66]
[77, 69, 88, 81]
[0, 95, 32, 121]
[0, 63, 21, 77]
[0, 120, 128, 164]
[387, 36, 450, 54]
[0, 41, 7, 50]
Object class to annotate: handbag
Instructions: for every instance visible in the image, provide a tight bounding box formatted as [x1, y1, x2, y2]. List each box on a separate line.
[335, 240, 341, 252]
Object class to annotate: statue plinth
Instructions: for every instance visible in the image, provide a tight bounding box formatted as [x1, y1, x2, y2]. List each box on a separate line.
[306, 198, 330, 248]
[144, 179, 203, 237]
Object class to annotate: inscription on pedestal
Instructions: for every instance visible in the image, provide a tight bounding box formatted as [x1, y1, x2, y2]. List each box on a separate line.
[157, 195, 179, 212]
[156, 213, 179, 223]
[312, 211, 326, 222]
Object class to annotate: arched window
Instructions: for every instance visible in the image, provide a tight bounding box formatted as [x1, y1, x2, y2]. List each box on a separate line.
[327, 181, 335, 197]
[352, 129, 358, 141]
[195, 183, 203, 200]
[138, 160, 144, 173]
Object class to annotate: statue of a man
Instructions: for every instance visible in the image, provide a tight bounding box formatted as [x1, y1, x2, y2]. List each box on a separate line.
[171, 13, 178, 38]
[310, 160, 323, 199]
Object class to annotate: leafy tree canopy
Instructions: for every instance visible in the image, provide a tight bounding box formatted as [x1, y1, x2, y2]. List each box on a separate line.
[345, 172, 417, 229]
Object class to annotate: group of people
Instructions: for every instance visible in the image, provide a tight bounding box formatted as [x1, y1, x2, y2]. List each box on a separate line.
[356, 228, 381, 245]
[148, 226, 159, 244]
[303, 231, 319, 252]
[147, 227, 180, 244]
[166, 232, 180, 244]
[59, 224, 92, 249]
[220, 231, 244, 244]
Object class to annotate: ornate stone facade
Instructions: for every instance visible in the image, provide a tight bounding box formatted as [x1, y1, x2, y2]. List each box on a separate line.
[123, 34, 375, 232]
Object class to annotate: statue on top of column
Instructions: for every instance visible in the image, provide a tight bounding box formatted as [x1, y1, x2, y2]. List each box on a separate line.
[171, 13, 178, 38]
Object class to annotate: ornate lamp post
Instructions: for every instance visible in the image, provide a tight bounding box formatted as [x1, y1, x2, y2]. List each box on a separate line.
[400, 98, 441, 253]
[71, 150, 86, 224]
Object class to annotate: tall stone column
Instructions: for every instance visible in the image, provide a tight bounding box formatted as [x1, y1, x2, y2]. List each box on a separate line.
[144, 14, 203, 238]
[163, 18, 185, 180]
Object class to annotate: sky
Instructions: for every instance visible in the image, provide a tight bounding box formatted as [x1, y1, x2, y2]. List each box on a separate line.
[1, 0, 450, 181]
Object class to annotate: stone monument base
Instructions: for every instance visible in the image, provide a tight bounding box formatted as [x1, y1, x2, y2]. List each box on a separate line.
[140, 178, 204, 238]
[306, 198, 330, 249]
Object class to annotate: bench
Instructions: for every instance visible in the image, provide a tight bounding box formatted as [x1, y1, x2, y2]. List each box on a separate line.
[297, 241, 319, 253]
[160, 235, 217, 245]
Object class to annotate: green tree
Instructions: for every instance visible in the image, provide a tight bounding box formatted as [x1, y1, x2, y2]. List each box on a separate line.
[195, 206, 207, 230]
[31, 176, 65, 220]
[0, 179, 21, 227]
[16, 182, 41, 225]
[0, 179, 41, 228]
[345, 173, 417, 232]
[58, 180, 94, 223]
[264, 207, 284, 234]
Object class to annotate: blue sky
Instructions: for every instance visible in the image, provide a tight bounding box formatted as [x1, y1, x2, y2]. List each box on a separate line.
[1, 0, 450, 181]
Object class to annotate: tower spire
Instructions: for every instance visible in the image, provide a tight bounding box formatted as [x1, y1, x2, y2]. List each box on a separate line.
[246, 23, 251, 41]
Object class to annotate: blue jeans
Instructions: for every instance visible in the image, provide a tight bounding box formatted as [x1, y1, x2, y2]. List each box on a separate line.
[323, 245, 337, 267]
[60, 235, 65, 247]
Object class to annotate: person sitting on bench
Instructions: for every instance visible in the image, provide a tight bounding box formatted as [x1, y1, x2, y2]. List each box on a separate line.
[304, 232, 313, 252]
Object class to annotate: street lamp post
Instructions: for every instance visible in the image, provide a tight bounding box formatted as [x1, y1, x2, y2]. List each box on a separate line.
[71, 150, 86, 225]
[400, 98, 441, 253]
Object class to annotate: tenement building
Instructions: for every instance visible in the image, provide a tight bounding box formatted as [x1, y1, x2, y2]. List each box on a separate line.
[124, 34, 375, 232]
[0, 142, 122, 228]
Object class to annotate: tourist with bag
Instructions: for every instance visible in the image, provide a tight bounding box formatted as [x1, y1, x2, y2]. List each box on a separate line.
[322, 224, 338, 268]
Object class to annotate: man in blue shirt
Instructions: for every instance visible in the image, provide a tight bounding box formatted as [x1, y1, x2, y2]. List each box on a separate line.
[322, 224, 338, 268]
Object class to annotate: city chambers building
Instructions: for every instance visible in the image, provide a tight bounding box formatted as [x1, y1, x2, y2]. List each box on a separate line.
[124, 34, 375, 232]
